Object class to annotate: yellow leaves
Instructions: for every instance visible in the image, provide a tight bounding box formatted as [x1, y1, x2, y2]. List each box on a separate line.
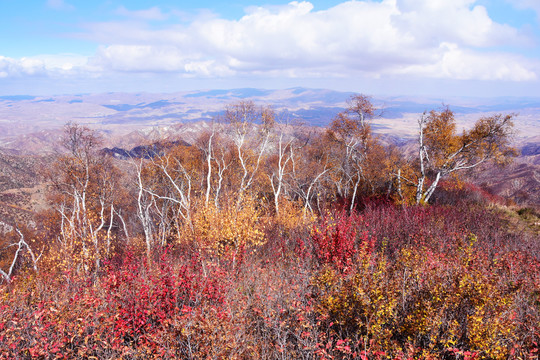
[310, 233, 523, 356]
[313, 255, 398, 348]
[40, 223, 114, 276]
[189, 196, 266, 256]
[424, 107, 459, 162]
[394, 237, 518, 356]
[330, 94, 375, 140]
[275, 199, 313, 233]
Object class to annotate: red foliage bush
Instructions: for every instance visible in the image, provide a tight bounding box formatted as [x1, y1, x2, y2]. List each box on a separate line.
[312, 211, 374, 273]
[0, 202, 538, 359]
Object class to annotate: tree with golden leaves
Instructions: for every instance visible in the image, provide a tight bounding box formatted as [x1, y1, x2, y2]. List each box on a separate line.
[400, 108, 516, 204]
[48, 123, 122, 273]
[327, 94, 388, 211]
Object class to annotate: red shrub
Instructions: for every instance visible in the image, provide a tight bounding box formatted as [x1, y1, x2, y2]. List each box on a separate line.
[312, 211, 374, 272]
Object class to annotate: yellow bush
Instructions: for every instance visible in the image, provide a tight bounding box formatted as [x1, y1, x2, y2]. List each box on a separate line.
[274, 198, 315, 235]
[190, 197, 266, 257]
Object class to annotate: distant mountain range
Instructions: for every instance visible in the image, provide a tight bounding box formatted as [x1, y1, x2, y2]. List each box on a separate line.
[0, 87, 538, 154]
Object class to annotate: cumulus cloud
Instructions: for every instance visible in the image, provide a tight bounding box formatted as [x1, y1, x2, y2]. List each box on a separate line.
[0, 56, 46, 78]
[82, 0, 537, 82]
[0, 54, 88, 78]
[393, 0, 525, 47]
[393, 43, 537, 81]
[10, 0, 540, 83]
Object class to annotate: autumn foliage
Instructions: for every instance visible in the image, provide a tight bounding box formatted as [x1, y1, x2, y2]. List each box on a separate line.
[1, 97, 537, 359]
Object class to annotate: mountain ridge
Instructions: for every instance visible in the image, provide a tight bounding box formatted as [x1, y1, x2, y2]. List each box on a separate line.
[0, 87, 537, 155]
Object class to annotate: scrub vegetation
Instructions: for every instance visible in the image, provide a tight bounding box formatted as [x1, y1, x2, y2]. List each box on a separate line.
[1, 96, 537, 359]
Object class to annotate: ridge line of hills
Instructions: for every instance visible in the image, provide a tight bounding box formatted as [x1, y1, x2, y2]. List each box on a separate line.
[0, 87, 539, 153]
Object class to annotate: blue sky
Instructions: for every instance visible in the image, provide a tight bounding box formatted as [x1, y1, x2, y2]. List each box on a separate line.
[1, 0, 540, 96]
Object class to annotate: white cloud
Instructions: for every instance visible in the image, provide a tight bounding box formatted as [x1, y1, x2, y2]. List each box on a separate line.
[393, 42, 537, 81]
[393, 0, 525, 47]
[81, 0, 537, 82]
[11, 1, 540, 84]
[0, 56, 45, 77]
[0, 54, 88, 78]
[92, 45, 188, 72]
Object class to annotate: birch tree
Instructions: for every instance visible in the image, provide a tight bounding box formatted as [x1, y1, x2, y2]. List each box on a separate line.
[400, 108, 516, 204]
[50, 124, 119, 273]
[224, 101, 274, 206]
[0, 228, 41, 283]
[327, 95, 378, 211]
[267, 124, 296, 215]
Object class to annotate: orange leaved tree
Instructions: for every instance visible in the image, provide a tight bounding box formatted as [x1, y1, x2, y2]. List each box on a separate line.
[400, 108, 516, 204]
